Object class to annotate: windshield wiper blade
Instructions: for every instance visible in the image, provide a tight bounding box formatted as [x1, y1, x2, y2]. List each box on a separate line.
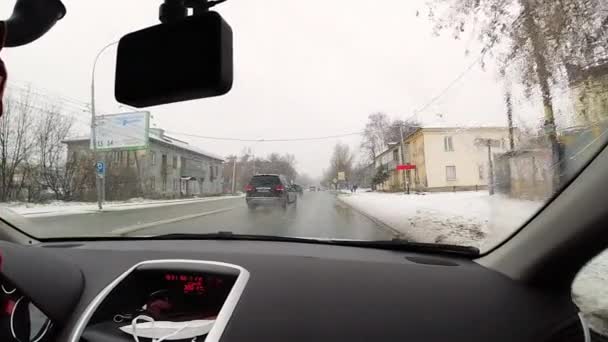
[143, 231, 324, 243]
[144, 232, 479, 257]
[327, 238, 480, 257]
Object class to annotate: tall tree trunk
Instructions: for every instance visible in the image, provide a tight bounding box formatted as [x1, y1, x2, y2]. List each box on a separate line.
[505, 89, 515, 150]
[521, 0, 561, 191]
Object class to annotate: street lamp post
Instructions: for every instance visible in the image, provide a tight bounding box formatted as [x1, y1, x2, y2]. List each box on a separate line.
[91, 41, 118, 210]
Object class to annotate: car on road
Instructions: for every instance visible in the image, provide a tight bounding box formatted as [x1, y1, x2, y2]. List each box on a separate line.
[245, 174, 298, 210]
[309, 186, 317, 192]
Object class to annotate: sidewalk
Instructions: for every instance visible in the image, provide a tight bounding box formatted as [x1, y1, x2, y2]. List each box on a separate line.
[1, 195, 244, 217]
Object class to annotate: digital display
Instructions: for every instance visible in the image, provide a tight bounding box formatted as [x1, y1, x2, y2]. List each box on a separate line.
[163, 273, 227, 296]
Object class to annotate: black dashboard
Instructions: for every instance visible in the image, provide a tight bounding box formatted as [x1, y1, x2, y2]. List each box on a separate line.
[0, 239, 583, 341]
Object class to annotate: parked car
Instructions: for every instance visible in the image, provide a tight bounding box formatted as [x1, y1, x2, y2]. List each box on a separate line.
[245, 174, 298, 210]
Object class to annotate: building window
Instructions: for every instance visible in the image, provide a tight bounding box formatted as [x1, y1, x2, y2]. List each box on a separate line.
[173, 156, 178, 169]
[392, 149, 399, 162]
[444, 136, 454, 152]
[446, 166, 457, 181]
[478, 165, 484, 180]
[150, 152, 157, 166]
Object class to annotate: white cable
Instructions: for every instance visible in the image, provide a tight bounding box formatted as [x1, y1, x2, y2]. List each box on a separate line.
[130, 315, 192, 342]
[131, 315, 154, 342]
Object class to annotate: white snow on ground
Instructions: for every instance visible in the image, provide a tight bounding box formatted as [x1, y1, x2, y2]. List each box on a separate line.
[338, 191, 542, 250]
[339, 190, 608, 336]
[0, 195, 244, 217]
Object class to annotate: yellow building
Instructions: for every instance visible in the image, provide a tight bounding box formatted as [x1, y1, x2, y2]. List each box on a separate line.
[568, 62, 608, 126]
[374, 127, 514, 192]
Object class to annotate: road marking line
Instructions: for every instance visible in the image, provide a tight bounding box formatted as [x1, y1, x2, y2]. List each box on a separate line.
[110, 206, 238, 235]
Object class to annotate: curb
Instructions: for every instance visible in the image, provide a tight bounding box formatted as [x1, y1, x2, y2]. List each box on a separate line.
[16, 196, 244, 218]
[335, 194, 406, 239]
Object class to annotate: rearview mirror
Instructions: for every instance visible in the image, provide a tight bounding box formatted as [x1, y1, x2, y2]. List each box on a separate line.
[115, 12, 233, 107]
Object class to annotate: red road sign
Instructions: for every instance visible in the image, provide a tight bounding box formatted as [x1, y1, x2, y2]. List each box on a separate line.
[396, 164, 416, 171]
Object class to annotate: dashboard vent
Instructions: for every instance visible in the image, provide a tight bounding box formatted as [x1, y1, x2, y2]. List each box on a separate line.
[405, 256, 459, 266]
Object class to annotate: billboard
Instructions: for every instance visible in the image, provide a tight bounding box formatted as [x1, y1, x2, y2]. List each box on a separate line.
[92, 112, 150, 151]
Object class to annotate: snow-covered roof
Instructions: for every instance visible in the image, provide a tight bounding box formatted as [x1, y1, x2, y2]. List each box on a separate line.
[63, 129, 224, 162]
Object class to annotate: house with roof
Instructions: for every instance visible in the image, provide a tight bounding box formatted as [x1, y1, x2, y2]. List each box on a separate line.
[63, 127, 224, 199]
[374, 126, 515, 192]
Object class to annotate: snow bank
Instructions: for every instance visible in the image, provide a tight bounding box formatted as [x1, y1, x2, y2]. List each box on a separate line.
[1, 195, 244, 217]
[338, 191, 543, 250]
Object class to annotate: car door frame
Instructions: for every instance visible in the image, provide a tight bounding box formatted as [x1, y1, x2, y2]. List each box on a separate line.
[478, 140, 608, 293]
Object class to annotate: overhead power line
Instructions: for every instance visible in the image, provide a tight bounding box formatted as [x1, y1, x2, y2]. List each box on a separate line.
[413, 49, 488, 115]
[165, 130, 365, 142]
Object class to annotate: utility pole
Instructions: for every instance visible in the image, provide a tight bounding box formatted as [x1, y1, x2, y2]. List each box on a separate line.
[505, 89, 515, 150]
[475, 138, 500, 195]
[231, 157, 237, 195]
[487, 143, 495, 195]
[398, 124, 409, 194]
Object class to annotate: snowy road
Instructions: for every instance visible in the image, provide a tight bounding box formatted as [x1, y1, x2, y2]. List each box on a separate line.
[12, 192, 394, 240]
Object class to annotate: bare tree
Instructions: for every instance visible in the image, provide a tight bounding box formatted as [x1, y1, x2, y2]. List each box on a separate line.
[361, 113, 419, 163]
[385, 118, 420, 144]
[361, 113, 390, 162]
[427, 0, 607, 188]
[35, 105, 91, 200]
[351, 162, 373, 188]
[0, 91, 37, 201]
[234, 152, 300, 189]
[324, 143, 354, 186]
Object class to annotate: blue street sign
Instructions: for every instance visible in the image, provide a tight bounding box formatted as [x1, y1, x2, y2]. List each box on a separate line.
[95, 161, 105, 175]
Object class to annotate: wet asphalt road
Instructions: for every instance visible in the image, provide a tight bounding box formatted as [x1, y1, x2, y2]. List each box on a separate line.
[23, 192, 394, 240]
[127, 191, 394, 240]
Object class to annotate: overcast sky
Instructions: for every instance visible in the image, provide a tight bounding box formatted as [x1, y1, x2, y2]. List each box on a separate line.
[0, 0, 565, 178]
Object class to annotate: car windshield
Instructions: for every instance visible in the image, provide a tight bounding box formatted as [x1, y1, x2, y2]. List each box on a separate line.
[0, 0, 607, 253]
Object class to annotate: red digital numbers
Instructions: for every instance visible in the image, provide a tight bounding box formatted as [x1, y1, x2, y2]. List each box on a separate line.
[164, 274, 206, 294]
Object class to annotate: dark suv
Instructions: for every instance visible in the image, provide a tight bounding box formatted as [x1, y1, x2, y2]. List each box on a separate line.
[245, 174, 297, 210]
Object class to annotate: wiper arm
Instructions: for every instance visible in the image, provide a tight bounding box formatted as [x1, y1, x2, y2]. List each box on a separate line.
[143, 231, 324, 244]
[145, 232, 479, 257]
[327, 238, 480, 257]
